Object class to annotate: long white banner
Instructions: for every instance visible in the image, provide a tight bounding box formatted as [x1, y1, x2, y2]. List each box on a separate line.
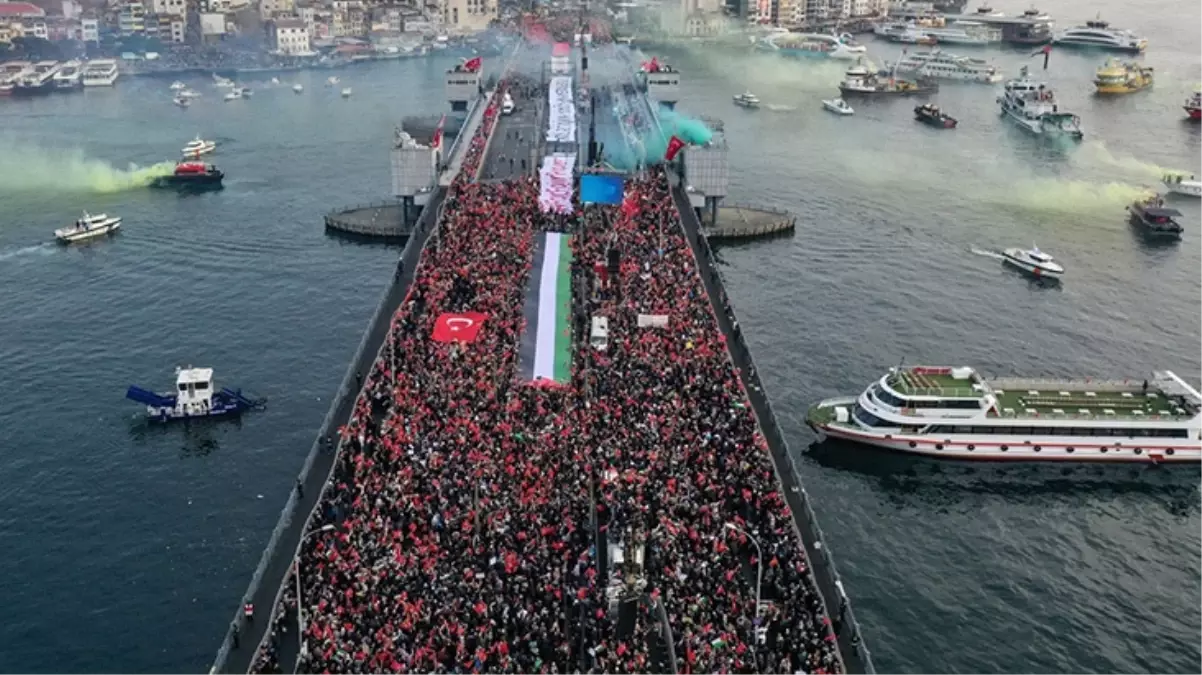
[546, 76, 576, 144]
[539, 153, 576, 214]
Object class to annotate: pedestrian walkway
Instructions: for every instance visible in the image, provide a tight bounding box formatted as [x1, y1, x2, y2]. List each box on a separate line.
[439, 92, 494, 187]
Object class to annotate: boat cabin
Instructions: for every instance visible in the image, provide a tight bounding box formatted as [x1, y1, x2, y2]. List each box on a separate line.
[1028, 249, 1055, 263]
[177, 367, 215, 408]
[1137, 207, 1183, 225]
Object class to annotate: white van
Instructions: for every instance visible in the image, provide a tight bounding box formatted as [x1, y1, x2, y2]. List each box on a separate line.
[501, 92, 515, 115]
[590, 316, 609, 351]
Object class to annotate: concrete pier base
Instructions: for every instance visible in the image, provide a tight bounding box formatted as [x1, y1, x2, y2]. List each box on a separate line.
[700, 204, 796, 241]
[323, 197, 432, 241]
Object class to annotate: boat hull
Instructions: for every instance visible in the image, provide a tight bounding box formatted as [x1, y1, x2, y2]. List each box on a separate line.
[840, 84, 938, 96]
[1002, 255, 1063, 279]
[1052, 39, 1146, 54]
[152, 173, 225, 189]
[55, 221, 121, 243]
[1163, 180, 1201, 198]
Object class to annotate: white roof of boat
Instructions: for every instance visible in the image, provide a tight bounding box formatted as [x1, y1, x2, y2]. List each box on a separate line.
[177, 367, 214, 383]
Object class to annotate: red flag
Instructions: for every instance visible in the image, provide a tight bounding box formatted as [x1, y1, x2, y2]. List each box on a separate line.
[432, 312, 487, 343]
[432, 114, 446, 150]
[664, 135, 685, 161]
[463, 56, 483, 73]
[621, 189, 640, 217]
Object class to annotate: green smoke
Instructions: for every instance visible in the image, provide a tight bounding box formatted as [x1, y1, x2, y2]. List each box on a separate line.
[0, 141, 175, 193]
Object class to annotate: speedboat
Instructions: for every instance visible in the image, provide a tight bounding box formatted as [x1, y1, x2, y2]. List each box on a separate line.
[1053, 18, 1147, 53]
[733, 91, 760, 108]
[822, 98, 854, 115]
[1093, 59, 1153, 94]
[292, 83, 304, 93]
[1127, 194, 1183, 239]
[914, 103, 957, 128]
[1002, 246, 1064, 279]
[173, 95, 190, 108]
[54, 212, 121, 244]
[181, 136, 216, 157]
[1162, 173, 1201, 198]
[169, 80, 186, 91]
[224, 89, 241, 101]
[341, 87, 353, 98]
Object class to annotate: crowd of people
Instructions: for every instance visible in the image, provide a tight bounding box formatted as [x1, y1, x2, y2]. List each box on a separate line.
[247, 63, 842, 675]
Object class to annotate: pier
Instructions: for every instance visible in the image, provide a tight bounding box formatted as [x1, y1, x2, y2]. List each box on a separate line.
[218, 33, 869, 675]
[323, 199, 425, 240]
[704, 204, 797, 240]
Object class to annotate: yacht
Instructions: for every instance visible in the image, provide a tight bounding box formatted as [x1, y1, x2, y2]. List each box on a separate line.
[55, 212, 121, 244]
[82, 59, 119, 86]
[1093, 59, 1153, 94]
[1053, 18, 1147, 53]
[892, 49, 1002, 83]
[182, 136, 217, 157]
[52, 60, 84, 90]
[998, 66, 1083, 139]
[758, 32, 867, 60]
[732, 91, 760, 108]
[1001, 246, 1063, 279]
[822, 98, 854, 115]
[808, 366, 1202, 463]
[1162, 173, 1201, 198]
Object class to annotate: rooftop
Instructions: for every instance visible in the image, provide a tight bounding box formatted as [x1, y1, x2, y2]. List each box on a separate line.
[991, 386, 1195, 421]
[0, 1, 43, 17]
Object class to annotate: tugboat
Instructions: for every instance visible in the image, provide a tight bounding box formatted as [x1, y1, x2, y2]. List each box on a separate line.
[151, 161, 225, 189]
[1001, 245, 1063, 279]
[732, 91, 760, 108]
[839, 62, 938, 97]
[1128, 194, 1184, 239]
[54, 212, 121, 244]
[914, 103, 957, 128]
[1162, 173, 1201, 198]
[1093, 59, 1153, 94]
[1186, 90, 1201, 121]
[126, 366, 266, 423]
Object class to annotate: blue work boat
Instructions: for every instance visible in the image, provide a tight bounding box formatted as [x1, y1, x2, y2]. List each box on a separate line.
[126, 366, 266, 422]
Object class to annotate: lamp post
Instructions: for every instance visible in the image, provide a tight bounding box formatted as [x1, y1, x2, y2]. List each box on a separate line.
[724, 522, 763, 656]
[296, 523, 336, 657]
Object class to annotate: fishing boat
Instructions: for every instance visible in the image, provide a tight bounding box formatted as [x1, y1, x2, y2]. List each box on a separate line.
[54, 212, 121, 244]
[914, 103, 957, 128]
[733, 91, 760, 108]
[181, 136, 216, 157]
[822, 98, 854, 115]
[1093, 59, 1153, 94]
[807, 366, 1202, 463]
[125, 367, 266, 422]
[839, 62, 938, 96]
[1162, 173, 1201, 198]
[1001, 246, 1063, 279]
[998, 66, 1083, 139]
[1127, 194, 1184, 239]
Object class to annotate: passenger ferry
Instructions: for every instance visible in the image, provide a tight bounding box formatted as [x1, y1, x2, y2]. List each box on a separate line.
[1093, 58, 1153, 94]
[758, 32, 867, 60]
[998, 66, 1083, 139]
[892, 49, 1001, 83]
[876, 20, 1001, 46]
[52, 60, 84, 90]
[0, 61, 32, 95]
[82, 59, 119, 86]
[12, 60, 62, 96]
[1053, 18, 1146, 53]
[807, 366, 1202, 463]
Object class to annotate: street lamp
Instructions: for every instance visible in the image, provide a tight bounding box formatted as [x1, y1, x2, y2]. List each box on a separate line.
[297, 523, 336, 657]
[721, 521, 759, 619]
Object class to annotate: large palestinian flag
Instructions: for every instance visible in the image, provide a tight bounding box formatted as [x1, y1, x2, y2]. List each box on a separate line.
[519, 232, 573, 385]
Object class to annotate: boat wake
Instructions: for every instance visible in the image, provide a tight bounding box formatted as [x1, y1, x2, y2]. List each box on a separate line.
[0, 141, 175, 193]
[0, 242, 53, 262]
[764, 103, 797, 112]
[969, 246, 1005, 261]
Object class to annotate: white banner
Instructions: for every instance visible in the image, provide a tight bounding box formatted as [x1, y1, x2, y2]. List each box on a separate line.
[546, 76, 576, 144]
[637, 314, 669, 328]
[539, 153, 576, 214]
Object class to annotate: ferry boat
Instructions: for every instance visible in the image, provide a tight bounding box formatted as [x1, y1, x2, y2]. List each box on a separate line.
[126, 367, 266, 423]
[1093, 59, 1153, 94]
[0, 61, 32, 95]
[81, 59, 119, 87]
[733, 91, 760, 108]
[151, 161, 224, 189]
[12, 61, 62, 96]
[1127, 194, 1184, 239]
[892, 49, 1002, 83]
[998, 66, 1083, 139]
[807, 366, 1202, 463]
[54, 212, 121, 244]
[181, 136, 216, 157]
[823, 98, 854, 115]
[51, 60, 84, 90]
[839, 63, 938, 96]
[877, 21, 1001, 46]
[1162, 173, 1201, 198]
[1001, 246, 1062, 278]
[914, 103, 957, 128]
[1185, 90, 1201, 120]
[758, 32, 867, 60]
[1053, 18, 1146, 53]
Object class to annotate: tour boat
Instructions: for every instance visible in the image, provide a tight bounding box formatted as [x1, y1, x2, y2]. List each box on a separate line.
[1053, 18, 1147, 53]
[1093, 59, 1153, 94]
[914, 103, 957, 128]
[839, 63, 938, 96]
[998, 66, 1083, 139]
[1001, 246, 1063, 279]
[1127, 194, 1184, 239]
[126, 367, 266, 422]
[891, 49, 1002, 84]
[1161, 174, 1201, 198]
[807, 366, 1202, 463]
[1185, 91, 1201, 120]
[54, 212, 121, 244]
[181, 136, 216, 157]
[81, 59, 119, 87]
[152, 161, 225, 188]
[822, 98, 854, 115]
[733, 91, 760, 108]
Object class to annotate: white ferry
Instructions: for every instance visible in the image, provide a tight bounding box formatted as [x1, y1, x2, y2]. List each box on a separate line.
[82, 59, 119, 86]
[1053, 18, 1146, 53]
[892, 49, 1001, 83]
[758, 32, 867, 60]
[876, 20, 1001, 46]
[55, 212, 121, 243]
[808, 366, 1202, 463]
[52, 60, 84, 90]
[998, 66, 1083, 139]
[0, 61, 33, 95]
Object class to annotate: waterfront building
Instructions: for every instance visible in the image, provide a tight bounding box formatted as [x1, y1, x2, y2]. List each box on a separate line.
[117, 1, 145, 34]
[437, 0, 495, 33]
[258, 0, 293, 21]
[271, 16, 310, 53]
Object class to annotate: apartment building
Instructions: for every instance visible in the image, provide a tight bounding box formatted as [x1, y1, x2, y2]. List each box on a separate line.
[270, 15, 309, 52]
[438, 0, 495, 33]
[259, 0, 294, 20]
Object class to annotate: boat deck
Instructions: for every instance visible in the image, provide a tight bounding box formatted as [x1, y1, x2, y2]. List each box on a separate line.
[990, 386, 1193, 421]
[889, 370, 979, 397]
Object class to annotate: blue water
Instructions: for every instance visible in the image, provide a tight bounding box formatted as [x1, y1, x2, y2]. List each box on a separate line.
[0, 0, 1199, 670]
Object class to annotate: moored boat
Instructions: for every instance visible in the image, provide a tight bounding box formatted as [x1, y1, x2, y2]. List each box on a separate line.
[1001, 246, 1062, 279]
[12, 61, 62, 96]
[914, 103, 957, 128]
[807, 366, 1202, 463]
[51, 60, 83, 90]
[125, 366, 266, 422]
[998, 66, 1083, 139]
[1127, 194, 1184, 239]
[151, 161, 224, 189]
[54, 212, 121, 244]
[1093, 58, 1153, 94]
[822, 97, 854, 115]
[1161, 173, 1201, 198]
[839, 63, 938, 96]
[81, 59, 119, 86]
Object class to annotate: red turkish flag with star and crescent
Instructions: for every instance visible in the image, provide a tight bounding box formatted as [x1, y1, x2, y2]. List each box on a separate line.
[664, 135, 685, 161]
[432, 312, 487, 343]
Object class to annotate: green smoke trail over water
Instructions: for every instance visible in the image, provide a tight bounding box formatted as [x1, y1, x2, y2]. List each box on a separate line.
[0, 142, 175, 193]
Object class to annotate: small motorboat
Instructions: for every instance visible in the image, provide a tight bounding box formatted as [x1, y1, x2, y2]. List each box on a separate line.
[270, 76, 280, 85]
[54, 212, 121, 244]
[126, 366, 266, 423]
[151, 161, 225, 189]
[213, 74, 235, 88]
[1002, 246, 1064, 279]
[169, 80, 186, 91]
[822, 98, 854, 115]
[1162, 173, 1201, 198]
[237, 86, 253, 98]
[181, 136, 216, 157]
[178, 88, 201, 99]
[341, 87, 352, 98]
[292, 83, 304, 93]
[326, 76, 340, 86]
[173, 95, 191, 108]
[914, 103, 957, 128]
[224, 89, 241, 101]
[732, 91, 760, 108]
[1128, 194, 1184, 239]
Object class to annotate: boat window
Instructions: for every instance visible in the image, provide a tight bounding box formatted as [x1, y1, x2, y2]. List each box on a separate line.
[852, 404, 888, 428]
[195, 381, 209, 390]
[873, 386, 907, 408]
[179, 384, 187, 392]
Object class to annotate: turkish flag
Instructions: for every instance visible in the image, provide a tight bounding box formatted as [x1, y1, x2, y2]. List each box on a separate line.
[664, 135, 685, 161]
[621, 189, 640, 218]
[432, 114, 446, 150]
[432, 312, 486, 343]
[463, 56, 483, 73]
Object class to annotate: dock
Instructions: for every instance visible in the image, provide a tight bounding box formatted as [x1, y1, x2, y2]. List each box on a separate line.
[705, 203, 796, 240]
[323, 199, 425, 240]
